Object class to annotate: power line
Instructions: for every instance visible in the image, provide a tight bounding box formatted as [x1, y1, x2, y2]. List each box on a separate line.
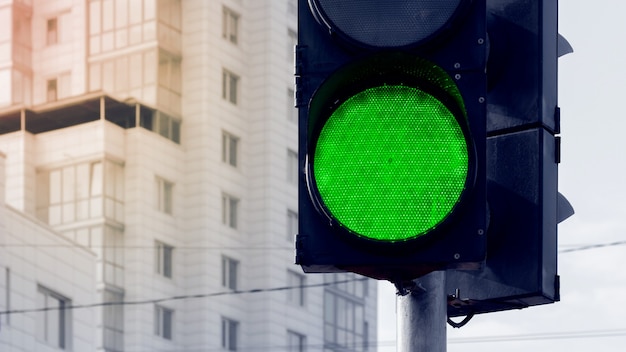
[559, 240, 626, 253]
[0, 277, 368, 317]
[2, 273, 625, 350]
[448, 328, 626, 344]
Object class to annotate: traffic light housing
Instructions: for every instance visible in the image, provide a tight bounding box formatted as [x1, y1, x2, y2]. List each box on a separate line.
[295, 0, 573, 316]
[295, 0, 488, 282]
[446, 0, 574, 317]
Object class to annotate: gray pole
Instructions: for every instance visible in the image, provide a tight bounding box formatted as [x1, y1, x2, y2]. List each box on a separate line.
[396, 271, 447, 352]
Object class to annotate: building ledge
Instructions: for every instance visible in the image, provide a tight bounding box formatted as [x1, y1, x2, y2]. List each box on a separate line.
[0, 93, 137, 135]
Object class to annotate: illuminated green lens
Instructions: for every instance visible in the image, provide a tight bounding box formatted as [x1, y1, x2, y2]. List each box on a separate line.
[313, 85, 469, 242]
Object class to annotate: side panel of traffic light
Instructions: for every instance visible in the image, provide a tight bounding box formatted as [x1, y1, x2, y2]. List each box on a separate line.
[446, 0, 572, 316]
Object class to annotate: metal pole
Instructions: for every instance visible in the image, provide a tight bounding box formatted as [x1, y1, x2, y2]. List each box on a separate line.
[396, 271, 447, 352]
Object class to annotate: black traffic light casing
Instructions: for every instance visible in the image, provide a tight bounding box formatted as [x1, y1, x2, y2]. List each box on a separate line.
[446, 0, 570, 316]
[295, 0, 488, 282]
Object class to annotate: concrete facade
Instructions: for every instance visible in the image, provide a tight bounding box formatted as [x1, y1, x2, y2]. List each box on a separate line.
[0, 1, 378, 351]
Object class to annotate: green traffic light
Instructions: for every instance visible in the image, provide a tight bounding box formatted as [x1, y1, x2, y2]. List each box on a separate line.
[313, 85, 469, 242]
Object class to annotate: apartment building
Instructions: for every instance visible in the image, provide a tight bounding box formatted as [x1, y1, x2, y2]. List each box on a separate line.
[0, 0, 377, 351]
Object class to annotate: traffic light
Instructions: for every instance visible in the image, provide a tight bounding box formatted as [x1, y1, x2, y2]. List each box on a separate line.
[295, 0, 488, 282]
[446, 0, 574, 317]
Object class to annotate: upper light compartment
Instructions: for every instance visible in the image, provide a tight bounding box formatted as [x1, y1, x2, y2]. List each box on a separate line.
[309, 0, 469, 49]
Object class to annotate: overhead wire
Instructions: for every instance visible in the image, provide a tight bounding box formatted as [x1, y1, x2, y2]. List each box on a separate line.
[0, 239, 622, 319]
[448, 328, 626, 344]
[0, 277, 368, 317]
[559, 240, 626, 253]
[1, 244, 625, 349]
[1, 234, 624, 348]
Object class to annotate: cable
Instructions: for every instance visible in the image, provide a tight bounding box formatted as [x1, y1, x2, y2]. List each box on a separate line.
[559, 240, 626, 253]
[1, 274, 624, 350]
[447, 313, 474, 328]
[448, 328, 626, 344]
[0, 277, 368, 316]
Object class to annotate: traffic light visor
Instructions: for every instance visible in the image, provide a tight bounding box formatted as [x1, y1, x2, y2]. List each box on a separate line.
[308, 55, 474, 243]
[309, 0, 468, 48]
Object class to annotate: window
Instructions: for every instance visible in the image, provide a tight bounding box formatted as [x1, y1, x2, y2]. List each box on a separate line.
[364, 321, 369, 351]
[47, 78, 57, 102]
[89, 0, 164, 54]
[287, 210, 298, 242]
[47, 17, 58, 45]
[155, 241, 174, 278]
[222, 69, 239, 104]
[324, 290, 366, 351]
[222, 131, 239, 167]
[103, 289, 124, 352]
[140, 109, 181, 144]
[156, 176, 174, 214]
[47, 73, 71, 102]
[103, 226, 124, 287]
[222, 7, 239, 44]
[36, 160, 124, 226]
[158, 53, 182, 112]
[158, 0, 182, 31]
[222, 194, 239, 229]
[155, 0, 182, 52]
[171, 119, 181, 144]
[287, 149, 298, 185]
[323, 274, 368, 351]
[287, 270, 305, 306]
[103, 161, 125, 223]
[89, 51, 160, 102]
[287, 88, 297, 123]
[221, 317, 239, 351]
[2, 268, 9, 326]
[221, 256, 239, 290]
[287, 330, 306, 352]
[154, 305, 173, 340]
[324, 273, 367, 298]
[36, 286, 70, 349]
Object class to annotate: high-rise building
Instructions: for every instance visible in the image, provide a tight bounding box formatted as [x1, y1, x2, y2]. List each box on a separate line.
[0, 0, 378, 351]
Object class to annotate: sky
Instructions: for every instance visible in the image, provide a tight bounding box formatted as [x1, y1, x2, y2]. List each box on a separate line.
[377, 1, 626, 351]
